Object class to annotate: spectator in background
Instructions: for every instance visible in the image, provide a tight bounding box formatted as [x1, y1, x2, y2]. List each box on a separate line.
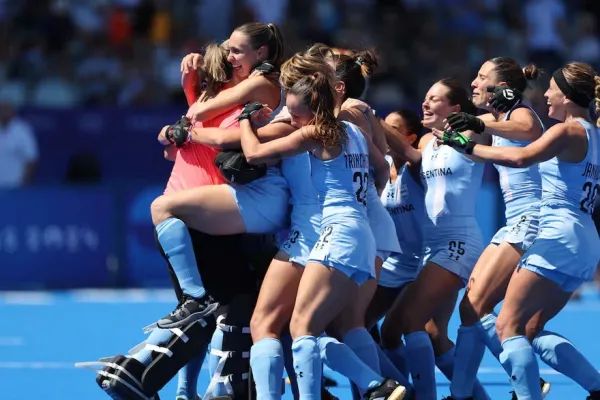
[75, 41, 122, 106]
[196, 0, 234, 41]
[107, 5, 132, 48]
[524, 0, 566, 69]
[0, 93, 38, 188]
[571, 12, 600, 70]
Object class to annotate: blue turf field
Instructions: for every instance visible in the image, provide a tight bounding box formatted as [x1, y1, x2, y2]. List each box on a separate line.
[1, 288, 599, 399]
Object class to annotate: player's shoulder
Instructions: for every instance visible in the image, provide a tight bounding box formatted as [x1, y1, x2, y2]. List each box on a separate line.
[245, 74, 278, 90]
[506, 106, 538, 120]
[418, 132, 435, 150]
[548, 120, 585, 139]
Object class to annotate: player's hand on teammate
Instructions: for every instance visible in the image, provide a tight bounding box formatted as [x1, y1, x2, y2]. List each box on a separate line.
[238, 102, 272, 124]
[174, 116, 192, 129]
[250, 62, 278, 78]
[166, 116, 193, 148]
[181, 53, 204, 74]
[445, 112, 485, 134]
[487, 85, 522, 113]
[158, 125, 173, 145]
[432, 128, 475, 155]
[342, 98, 371, 113]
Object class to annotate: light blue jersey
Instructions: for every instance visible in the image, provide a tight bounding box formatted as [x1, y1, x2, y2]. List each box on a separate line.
[367, 166, 402, 260]
[493, 105, 544, 224]
[379, 157, 425, 288]
[490, 105, 543, 250]
[279, 152, 321, 266]
[308, 121, 376, 283]
[228, 165, 290, 234]
[228, 88, 291, 234]
[419, 137, 485, 284]
[421, 138, 485, 220]
[520, 119, 600, 290]
[253, 79, 287, 128]
[354, 104, 401, 259]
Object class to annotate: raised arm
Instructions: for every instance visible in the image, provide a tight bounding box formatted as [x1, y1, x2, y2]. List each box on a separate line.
[480, 107, 543, 141]
[369, 113, 388, 156]
[447, 108, 542, 142]
[471, 122, 577, 167]
[338, 100, 388, 154]
[379, 115, 422, 164]
[191, 77, 276, 122]
[190, 122, 296, 149]
[439, 122, 585, 168]
[180, 53, 204, 106]
[338, 102, 421, 165]
[338, 107, 367, 133]
[366, 133, 390, 194]
[240, 119, 318, 165]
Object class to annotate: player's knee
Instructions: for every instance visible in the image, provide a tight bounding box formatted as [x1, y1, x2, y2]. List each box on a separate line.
[495, 312, 523, 342]
[524, 314, 545, 341]
[459, 291, 485, 325]
[289, 311, 313, 339]
[380, 318, 402, 349]
[399, 304, 427, 334]
[323, 326, 342, 341]
[249, 306, 286, 343]
[249, 310, 266, 342]
[288, 314, 305, 339]
[525, 324, 543, 342]
[425, 319, 441, 342]
[425, 320, 452, 355]
[495, 315, 507, 342]
[327, 311, 361, 340]
[150, 196, 172, 226]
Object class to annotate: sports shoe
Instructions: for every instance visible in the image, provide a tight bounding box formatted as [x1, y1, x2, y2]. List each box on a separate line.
[157, 295, 219, 329]
[365, 378, 407, 400]
[510, 378, 550, 400]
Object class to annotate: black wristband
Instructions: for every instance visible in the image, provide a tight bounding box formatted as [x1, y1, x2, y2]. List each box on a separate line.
[465, 141, 475, 155]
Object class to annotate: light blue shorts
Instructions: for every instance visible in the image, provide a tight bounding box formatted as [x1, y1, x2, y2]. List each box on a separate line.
[280, 204, 321, 267]
[491, 210, 540, 252]
[420, 223, 483, 286]
[518, 209, 600, 291]
[519, 263, 584, 293]
[228, 166, 290, 234]
[378, 252, 419, 288]
[376, 250, 392, 262]
[274, 228, 291, 248]
[308, 218, 376, 285]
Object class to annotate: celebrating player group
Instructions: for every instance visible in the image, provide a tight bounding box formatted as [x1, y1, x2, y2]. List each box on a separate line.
[77, 19, 600, 400]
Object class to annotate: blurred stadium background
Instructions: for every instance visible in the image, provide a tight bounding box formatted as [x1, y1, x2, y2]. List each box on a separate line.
[1, 1, 599, 398]
[2, 0, 599, 290]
